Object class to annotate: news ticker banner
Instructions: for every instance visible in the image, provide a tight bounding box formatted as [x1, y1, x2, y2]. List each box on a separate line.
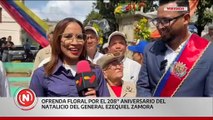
[0, 97, 212, 117]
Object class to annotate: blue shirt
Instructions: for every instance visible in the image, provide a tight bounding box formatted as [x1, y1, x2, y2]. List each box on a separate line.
[30, 60, 110, 97]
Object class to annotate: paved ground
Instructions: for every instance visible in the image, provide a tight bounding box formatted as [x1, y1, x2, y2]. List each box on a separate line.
[7, 73, 31, 77]
[3, 62, 33, 96]
[7, 73, 31, 97]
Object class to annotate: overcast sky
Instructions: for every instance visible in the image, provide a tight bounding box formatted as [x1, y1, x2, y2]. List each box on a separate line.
[25, 1, 95, 22]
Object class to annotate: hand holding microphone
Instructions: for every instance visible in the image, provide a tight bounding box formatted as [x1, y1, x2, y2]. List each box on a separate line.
[84, 88, 96, 97]
[75, 60, 98, 97]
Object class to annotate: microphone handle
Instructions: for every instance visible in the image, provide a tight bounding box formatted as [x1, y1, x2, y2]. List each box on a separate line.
[79, 88, 88, 97]
[79, 88, 98, 97]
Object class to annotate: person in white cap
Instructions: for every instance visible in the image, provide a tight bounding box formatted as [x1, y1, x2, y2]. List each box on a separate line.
[97, 53, 136, 97]
[85, 26, 103, 64]
[107, 31, 141, 83]
[202, 25, 213, 42]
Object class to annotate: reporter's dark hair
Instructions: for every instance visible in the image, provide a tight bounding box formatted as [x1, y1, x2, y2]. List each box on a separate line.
[44, 17, 86, 76]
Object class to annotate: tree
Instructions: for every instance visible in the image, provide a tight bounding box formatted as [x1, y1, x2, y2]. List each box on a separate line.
[134, 18, 151, 40]
[195, 0, 213, 36]
[95, 0, 120, 32]
[83, 10, 103, 26]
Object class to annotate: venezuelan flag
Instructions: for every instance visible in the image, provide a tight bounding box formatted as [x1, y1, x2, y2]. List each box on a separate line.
[0, 0, 49, 47]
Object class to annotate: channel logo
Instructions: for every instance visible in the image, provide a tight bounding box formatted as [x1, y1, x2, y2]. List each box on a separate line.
[14, 88, 37, 110]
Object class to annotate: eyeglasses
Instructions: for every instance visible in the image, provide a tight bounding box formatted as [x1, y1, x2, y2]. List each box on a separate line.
[152, 14, 185, 26]
[60, 33, 86, 42]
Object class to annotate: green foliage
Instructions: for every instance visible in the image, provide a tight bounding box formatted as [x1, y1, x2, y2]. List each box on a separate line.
[95, 0, 119, 31]
[83, 10, 103, 26]
[195, 0, 213, 35]
[92, 23, 104, 45]
[143, 0, 153, 13]
[134, 17, 150, 41]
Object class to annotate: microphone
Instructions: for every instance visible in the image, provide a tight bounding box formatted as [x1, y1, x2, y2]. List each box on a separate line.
[160, 59, 167, 71]
[75, 60, 97, 96]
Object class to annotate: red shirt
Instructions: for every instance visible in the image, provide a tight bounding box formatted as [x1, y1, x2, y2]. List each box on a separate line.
[110, 85, 122, 97]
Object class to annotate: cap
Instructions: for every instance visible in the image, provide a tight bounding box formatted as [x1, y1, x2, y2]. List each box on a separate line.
[85, 26, 99, 37]
[208, 25, 213, 29]
[108, 31, 127, 45]
[1, 37, 6, 40]
[128, 41, 148, 54]
[102, 43, 108, 49]
[97, 53, 122, 69]
[188, 24, 198, 33]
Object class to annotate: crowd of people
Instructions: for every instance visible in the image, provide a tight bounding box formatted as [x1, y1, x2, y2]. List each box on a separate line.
[0, 36, 15, 62]
[0, 35, 36, 62]
[1, 0, 213, 97]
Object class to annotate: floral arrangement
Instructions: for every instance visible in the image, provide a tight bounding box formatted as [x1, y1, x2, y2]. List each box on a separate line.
[134, 17, 150, 41]
[114, 2, 146, 15]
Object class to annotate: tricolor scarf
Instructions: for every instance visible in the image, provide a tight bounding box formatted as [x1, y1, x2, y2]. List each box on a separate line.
[153, 34, 210, 97]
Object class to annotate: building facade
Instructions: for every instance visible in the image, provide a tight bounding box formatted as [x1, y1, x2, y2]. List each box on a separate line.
[0, 6, 22, 45]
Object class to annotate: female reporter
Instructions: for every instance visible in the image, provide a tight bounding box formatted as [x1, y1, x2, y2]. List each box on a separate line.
[29, 17, 109, 97]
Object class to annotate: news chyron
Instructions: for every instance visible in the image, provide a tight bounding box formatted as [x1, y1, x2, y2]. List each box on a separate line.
[9, 88, 212, 117]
